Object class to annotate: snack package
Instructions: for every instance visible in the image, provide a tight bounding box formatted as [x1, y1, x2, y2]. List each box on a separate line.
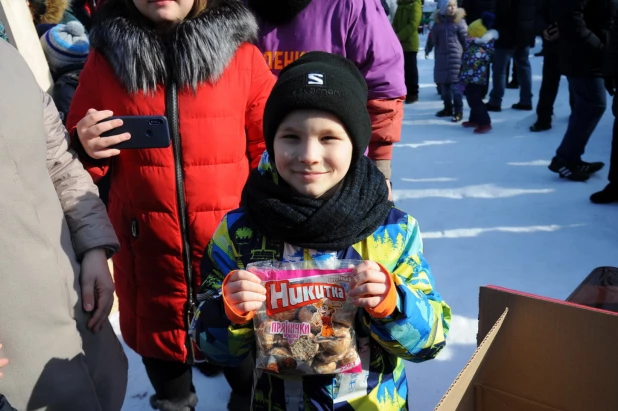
[249, 260, 363, 375]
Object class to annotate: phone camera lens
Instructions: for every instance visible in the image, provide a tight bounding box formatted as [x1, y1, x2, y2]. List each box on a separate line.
[148, 119, 163, 125]
[146, 130, 153, 138]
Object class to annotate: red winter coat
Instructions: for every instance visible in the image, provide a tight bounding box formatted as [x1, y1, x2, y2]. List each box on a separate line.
[66, 0, 275, 362]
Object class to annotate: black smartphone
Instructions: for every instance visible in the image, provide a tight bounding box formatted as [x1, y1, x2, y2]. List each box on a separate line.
[99, 116, 171, 149]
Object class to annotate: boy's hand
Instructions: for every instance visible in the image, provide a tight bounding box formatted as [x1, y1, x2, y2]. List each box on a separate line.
[350, 261, 390, 309]
[0, 344, 8, 378]
[81, 248, 115, 332]
[223, 270, 266, 314]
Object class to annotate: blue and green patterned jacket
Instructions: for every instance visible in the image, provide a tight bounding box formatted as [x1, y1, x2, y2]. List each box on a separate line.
[191, 153, 451, 411]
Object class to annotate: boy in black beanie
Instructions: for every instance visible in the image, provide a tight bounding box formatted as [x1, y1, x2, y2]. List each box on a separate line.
[192, 51, 451, 411]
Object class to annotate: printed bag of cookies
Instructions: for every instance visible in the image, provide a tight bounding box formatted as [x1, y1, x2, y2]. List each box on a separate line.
[249, 260, 363, 375]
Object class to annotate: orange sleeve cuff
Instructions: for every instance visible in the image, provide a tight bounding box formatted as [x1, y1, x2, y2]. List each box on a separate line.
[222, 272, 256, 325]
[365, 263, 398, 319]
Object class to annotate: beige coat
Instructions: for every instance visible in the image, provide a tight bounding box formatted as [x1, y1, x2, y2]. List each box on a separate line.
[0, 40, 127, 410]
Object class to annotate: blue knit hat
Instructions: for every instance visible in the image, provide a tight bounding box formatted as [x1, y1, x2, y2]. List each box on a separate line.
[40, 21, 89, 72]
[481, 12, 495, 30]
[439, 0, 457, 14]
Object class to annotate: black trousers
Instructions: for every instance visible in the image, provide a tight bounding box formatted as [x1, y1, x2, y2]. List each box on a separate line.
[465, 84, 491, 126]
[403, 51, 419, 97]
[536, 51, 562, 121]
[142, 356, 254, 403]
[610, 96, 618, 185]
[142, 357, 195, 402]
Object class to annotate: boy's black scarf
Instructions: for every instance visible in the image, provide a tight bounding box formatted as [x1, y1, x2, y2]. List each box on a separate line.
[242, 156, 393, 250]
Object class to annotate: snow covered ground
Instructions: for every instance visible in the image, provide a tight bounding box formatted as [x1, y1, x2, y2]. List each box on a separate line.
[115, 37, 618, 410]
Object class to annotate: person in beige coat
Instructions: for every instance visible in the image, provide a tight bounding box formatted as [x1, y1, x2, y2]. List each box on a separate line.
[0, 39, 128, 410]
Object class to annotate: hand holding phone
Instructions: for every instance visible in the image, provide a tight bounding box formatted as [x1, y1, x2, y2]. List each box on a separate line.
[99, 116, 171, 150]
[76, 109, 132, 160]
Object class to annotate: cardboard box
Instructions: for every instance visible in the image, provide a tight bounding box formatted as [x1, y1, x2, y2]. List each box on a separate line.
[435, 286, 618, 411]
[0, 0, 53, 92]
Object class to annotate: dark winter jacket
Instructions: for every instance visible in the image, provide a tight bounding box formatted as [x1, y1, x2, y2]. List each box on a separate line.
[51, 63, 83, 125]
[429, 9, 468, 83]
[461, 0, 496, 23]
[0, 395, 16, 411]
[558, 0, 618, 77]
[605, 4, 618, 78]
[535, 0, 563, 53]
[493, 0, 539, 48]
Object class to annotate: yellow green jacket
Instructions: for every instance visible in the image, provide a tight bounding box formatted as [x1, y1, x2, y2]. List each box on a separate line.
[191, 155, 451, 410]
[392, 0, 422, 52]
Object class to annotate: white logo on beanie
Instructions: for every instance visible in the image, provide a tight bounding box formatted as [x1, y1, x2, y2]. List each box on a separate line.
[307, 73, 324, 85]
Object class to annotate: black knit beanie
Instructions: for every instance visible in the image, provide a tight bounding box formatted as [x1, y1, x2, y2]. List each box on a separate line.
[263, 51, 371, 165]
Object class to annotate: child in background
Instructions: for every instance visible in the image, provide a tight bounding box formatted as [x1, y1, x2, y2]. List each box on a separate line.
[40, 21, 89, 124]
[192, 51, 451, 410]
[459, 12, 498, 134]
[429, 0, 467, 121]
[393, 0, 423, 104]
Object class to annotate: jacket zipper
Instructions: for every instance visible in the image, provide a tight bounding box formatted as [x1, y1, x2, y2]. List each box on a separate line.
[165, 82, 196, 364]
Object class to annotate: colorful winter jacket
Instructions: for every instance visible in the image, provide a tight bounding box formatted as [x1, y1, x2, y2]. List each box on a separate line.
[0, 20, 7, 42]
[459, 32, 497, 85]
[192, 153, 451, 411]
[392, 0, 423, 52]
[429, 9, 468, 83]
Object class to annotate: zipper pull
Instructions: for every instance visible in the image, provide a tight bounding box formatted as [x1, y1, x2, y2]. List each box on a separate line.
[131, 219, 138, 239]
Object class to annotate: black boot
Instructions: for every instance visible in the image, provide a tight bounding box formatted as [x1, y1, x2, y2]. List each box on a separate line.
[405, 95, 419, 104]
[150, 393, 198, 411]
[530, 118, 552, 132]
[436, 107, 453, 117]
[590, 184, 618, 204]
[451, 112, 463, 122]
[512, 102, 533, 111]
[485, 102, 501, 112]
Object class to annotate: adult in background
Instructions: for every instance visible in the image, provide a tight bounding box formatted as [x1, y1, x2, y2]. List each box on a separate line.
[591, 6, 618, 203]
[66, 0, 275, 409]
[486, 0, 538, 112]
[0, 38, 127, 410]
[461, 0, 495, 23]
[248, 0, 406, 191]
[548, 0, 618, 181]
[530, 0, 564, 132]
[393, 0, 423, 104]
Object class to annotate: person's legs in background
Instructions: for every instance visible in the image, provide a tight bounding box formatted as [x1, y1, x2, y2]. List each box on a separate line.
[549, 76, 607, 181]
[465, 84, 491, 133]
[532, 49, 561, 131]
[404, 51, 419, 103]
[488, 47, 513, 110]
[590, 94, 618, 203]
[511, 46, 533, 110]
[507, 59, 519, 89]
[451, 83, 464, 122]
[437, 82, 454, 116]
[143, 357, 197, 411]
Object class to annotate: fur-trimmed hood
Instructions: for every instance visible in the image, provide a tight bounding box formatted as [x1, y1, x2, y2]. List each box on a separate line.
[89, 0, 258, 94]
[29, 0, 69, 25]
[433, 8, 466, 24]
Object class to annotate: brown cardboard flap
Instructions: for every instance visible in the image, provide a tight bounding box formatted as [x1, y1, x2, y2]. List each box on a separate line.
[475, 287, 618, 411]
[434, 309, 508, 411]
[474, 384, 563, 411]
